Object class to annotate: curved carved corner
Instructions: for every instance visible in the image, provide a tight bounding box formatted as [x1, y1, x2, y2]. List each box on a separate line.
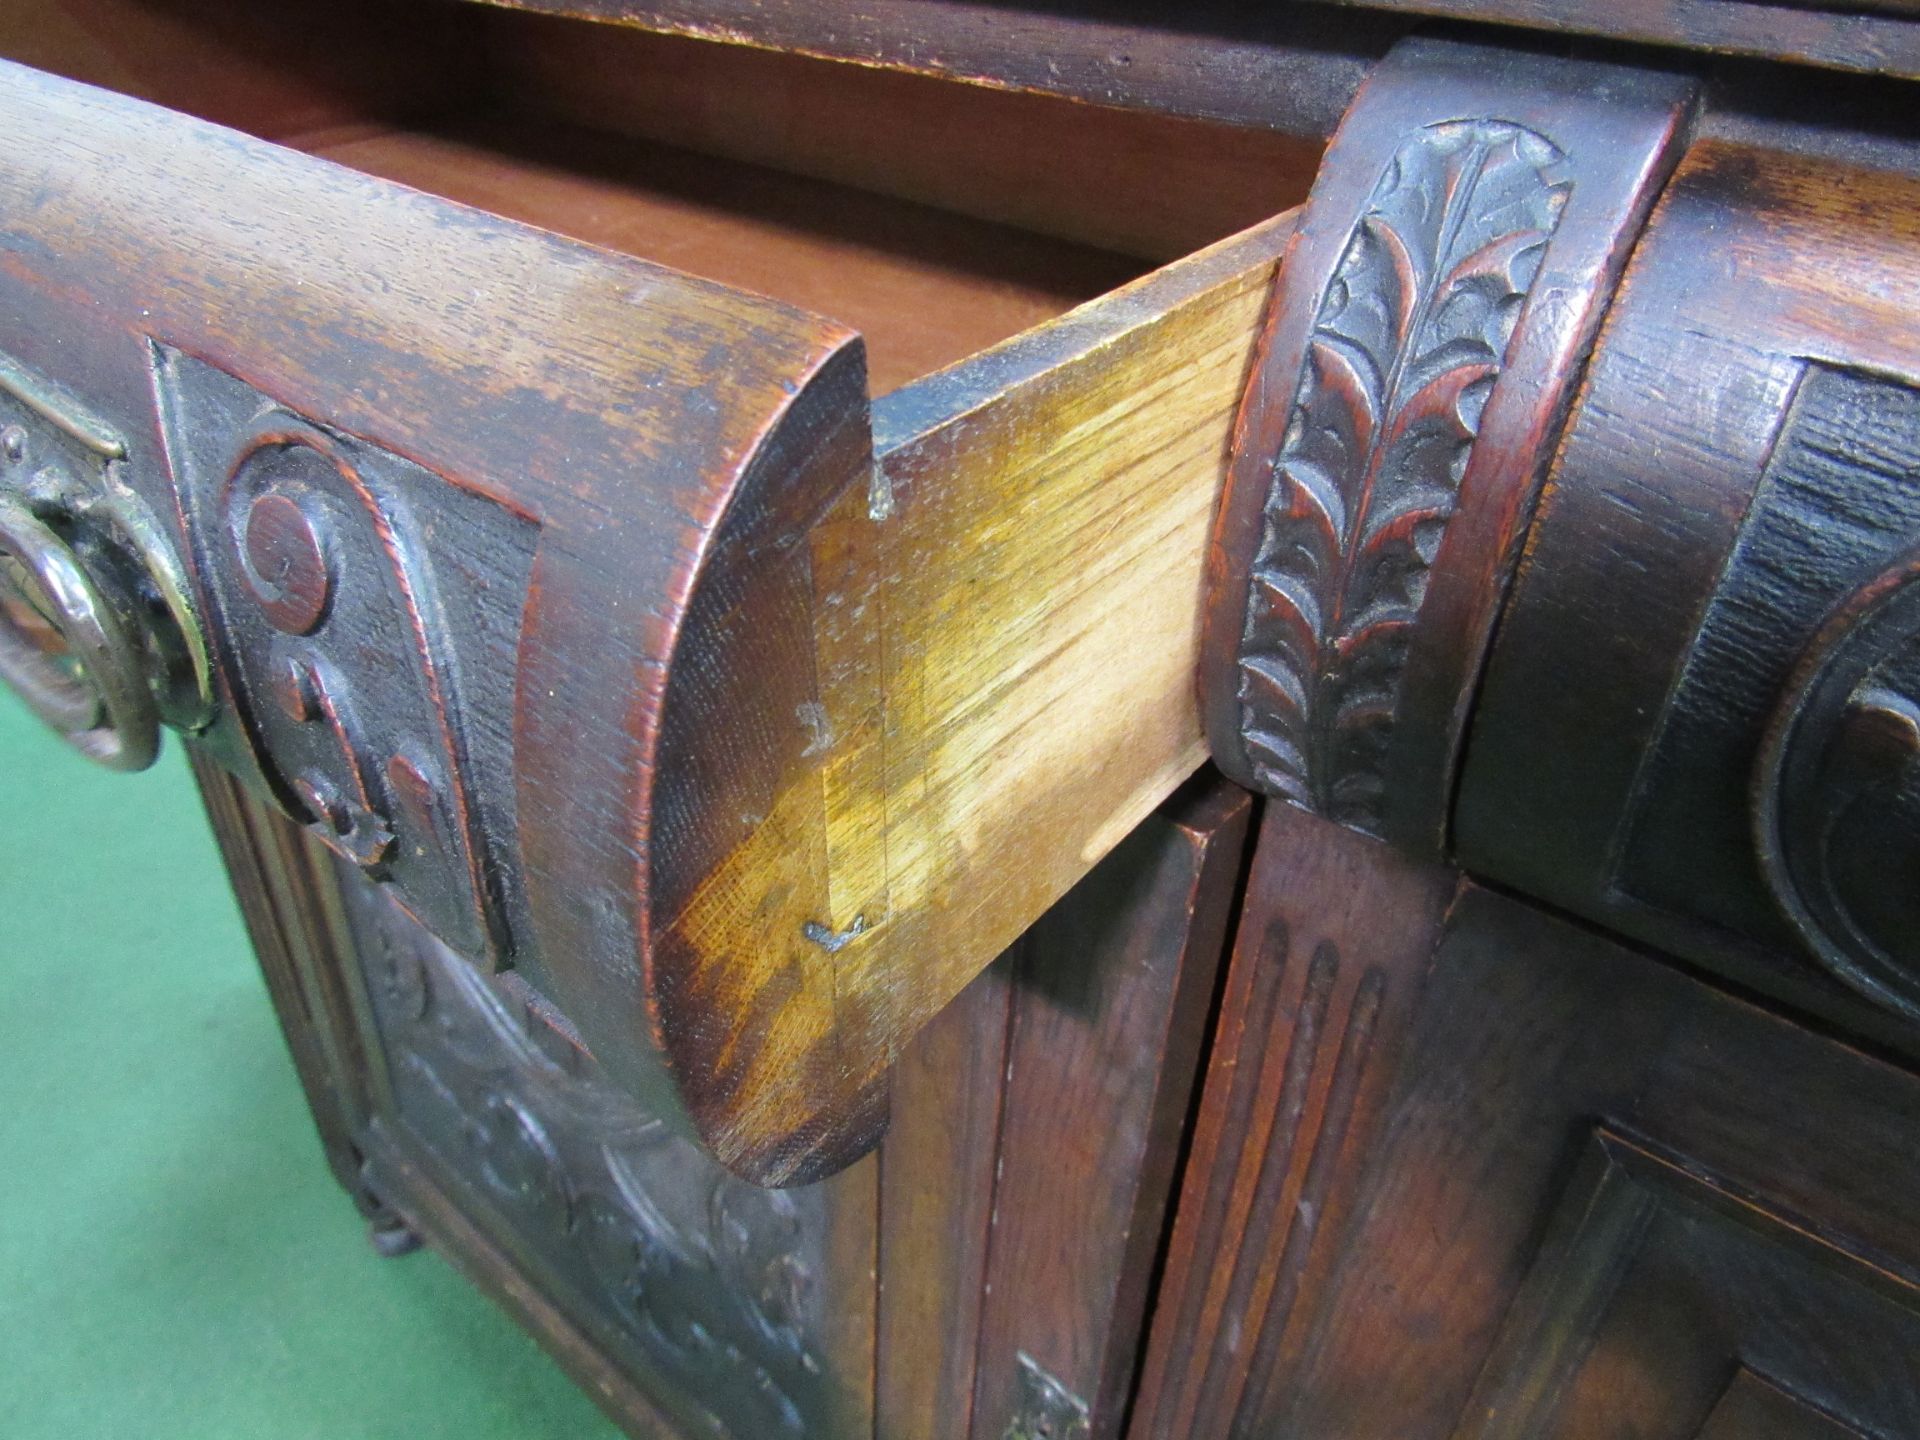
[1756, 548, 1920, 1021]
[1235, 120, 1570, 832]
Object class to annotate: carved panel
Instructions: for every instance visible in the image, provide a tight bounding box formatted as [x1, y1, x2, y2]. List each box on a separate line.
[1201, 43, 1695, 849]
[1233, 119, 1569, 827]
[1617, 363, 1920, 1018]
[342, 876, 850, 1440]
[153, 347, 536, 966]
[1756, 545, 1920, 1020]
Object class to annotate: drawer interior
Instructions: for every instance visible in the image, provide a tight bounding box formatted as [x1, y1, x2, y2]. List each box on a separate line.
[301, 118, 1144, 395]
[1, 0, 1321, 394]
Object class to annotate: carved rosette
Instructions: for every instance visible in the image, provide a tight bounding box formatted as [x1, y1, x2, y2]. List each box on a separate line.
[1756, 547, 1920, 1019]
[1234, 120, 1569, 829]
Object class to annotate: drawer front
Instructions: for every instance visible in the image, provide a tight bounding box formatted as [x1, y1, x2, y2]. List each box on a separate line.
[0, 55, 1296, 1185]
[0, 58, 885, 1180]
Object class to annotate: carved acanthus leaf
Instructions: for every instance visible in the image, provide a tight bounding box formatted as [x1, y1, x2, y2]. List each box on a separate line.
[1239, 120, 1569, 830]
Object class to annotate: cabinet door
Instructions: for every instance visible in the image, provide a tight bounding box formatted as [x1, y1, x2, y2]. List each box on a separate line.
[196, 758, 1251, 1440]
[1137, 803, 1920, 1440]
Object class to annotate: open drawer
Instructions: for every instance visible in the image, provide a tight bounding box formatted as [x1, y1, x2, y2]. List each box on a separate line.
[0, 10, 1310, 1184]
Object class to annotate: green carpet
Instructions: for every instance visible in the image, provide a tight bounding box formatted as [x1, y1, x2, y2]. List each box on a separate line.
[0, 702, 621, 1438]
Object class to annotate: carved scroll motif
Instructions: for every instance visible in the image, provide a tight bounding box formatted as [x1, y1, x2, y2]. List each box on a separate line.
[1236, 121, 1570, 830]
[153, 347, 536, 966]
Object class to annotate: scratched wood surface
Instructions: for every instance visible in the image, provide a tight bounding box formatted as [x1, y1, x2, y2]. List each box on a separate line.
[0, 60, 877, 1180]
[0, 49, 1299, 1181]
[321, 110, 1296, 1181]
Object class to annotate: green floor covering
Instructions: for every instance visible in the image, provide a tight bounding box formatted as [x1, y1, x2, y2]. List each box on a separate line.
[0, 700, 621, 1438]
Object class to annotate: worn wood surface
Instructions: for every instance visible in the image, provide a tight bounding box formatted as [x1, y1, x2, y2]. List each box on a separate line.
[1459, 140, 1920, 1053]
[452, 0, 1920, 112]
[0, 46, 1301, 1181]
[877, 777, 1248, 1440]
[308, 118, 1140, 394]
[689, 213, 1289, 1178]
[1200, 40, 1697, 849]
[475, 12, 1322, 263]
[1130, 802, 1457, 1440]
[874, 953, 1014, 1440]
[192, 754, 1249, 1440]
[1238, 873, 1920, 1440]
[968, 779, 1248, 1440]
[0, 60, 885, 1179]
[1325, 0, 1920, 85]
[458, 0, 1393, 138]
[1133, 804, 1920, 1439]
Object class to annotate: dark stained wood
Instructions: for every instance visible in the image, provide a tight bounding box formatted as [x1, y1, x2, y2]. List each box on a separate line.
[452, 0, 1920, 119]
[875, 954, 1014, 1440]
[1458, 140, 1920, 1053]
[0, 59, 888, 1182]
[1327, 0, 1920, 85]
[190, 752, 1252, 1440]
[0, 50, 1303, 1184]
[187, 751, 380, 1208]
[1129, 801, 1458, 1440]
[0, 0, 476, 141]
[457, 0, 1395, 139]
[200, 765, 887, 1440]
[14, 11, 1920, 1440]
[876, 778, 1251, 1440]
[1200, 38, 1698, 849]
[1231, 874, 1920, 1440]
[969, 778, 1250, 1440]
[306, 117, 1143, 394]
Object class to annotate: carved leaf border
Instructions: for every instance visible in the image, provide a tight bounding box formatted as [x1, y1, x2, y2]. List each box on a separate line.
[1237, 119, 1571, 830]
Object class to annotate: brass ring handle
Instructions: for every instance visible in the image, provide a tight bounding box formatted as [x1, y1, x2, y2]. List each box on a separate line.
[0, 492, 160, 770]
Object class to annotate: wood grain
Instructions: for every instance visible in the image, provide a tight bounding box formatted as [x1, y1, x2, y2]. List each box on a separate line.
[1130, 802, 1457, 1440]
[1458, 140, 1920, 1058]
[0, 61, 882, 1180]
[0, 59, 1297, 1180]
[456, 0, 1392, 138]
[453, 0, 1920, 99]
[874, 776, 1249, 1440]
[968, 779, 1250, 1440]
[0, 0, 474, 141]
[1258, 880, 1920, 1440]
[645, 212, 1293, 1178]
[308, 117, 1141, 394]
[1322, 0, 1920, 84]
[474, 11, 1323, 263]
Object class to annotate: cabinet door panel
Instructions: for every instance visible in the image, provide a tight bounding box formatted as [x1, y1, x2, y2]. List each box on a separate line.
[1137, 805, 1920, 1440]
